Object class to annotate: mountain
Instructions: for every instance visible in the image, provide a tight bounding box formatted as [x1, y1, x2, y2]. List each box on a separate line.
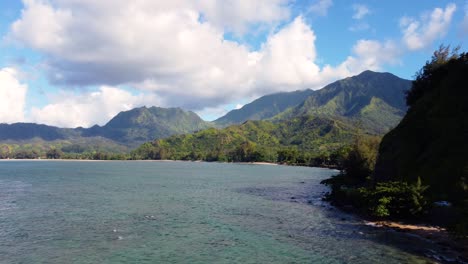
[274, 71, 411, 134]
[374, 53, 468, 203]
[83, 106, 211, 146]
[132, 70, 412, 163]
[0, 106, 212, 157]
[0, 123, 74, 141]
[214, 89, 314, 126]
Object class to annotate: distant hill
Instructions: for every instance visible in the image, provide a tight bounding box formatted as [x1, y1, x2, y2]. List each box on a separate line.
[83, 106, 211, 146]
[274, 71, 411, 134]
[0, 106, 212, 156]
[0, 123, 74, 141]
[374, 53, 468, 203]
[214, 89, 314, 126]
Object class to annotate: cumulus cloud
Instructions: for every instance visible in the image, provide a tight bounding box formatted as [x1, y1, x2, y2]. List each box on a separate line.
[309, 0, 333, 17]
[7, 0, 402, 126]
[352, 4, 370, 20]
[29, 86, 160, 128]
[400, 3, 457, 50]
[252, 16, 321, 92]
[0, 68, 28, 123]
[321, 39, 400, 81]
[351, 40, 400, 68]
[197, 0, 291, 34]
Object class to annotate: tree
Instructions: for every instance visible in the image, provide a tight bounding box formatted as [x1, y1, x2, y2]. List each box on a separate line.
[232, 141, 257, 162]
[0, 145, 11, 159]
[342, 136, 381, 184]
[365, 178, 428, 217]
[406, 45, 460, 106]
[277, 147, 298, 164]
[46, 148, 63, 159]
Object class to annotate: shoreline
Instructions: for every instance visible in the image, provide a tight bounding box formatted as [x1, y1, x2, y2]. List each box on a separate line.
[364, 220, 468, 262]
[328, 201, 468, 262]
[0, 158, 340, 170]
[0, 158, 283, 166]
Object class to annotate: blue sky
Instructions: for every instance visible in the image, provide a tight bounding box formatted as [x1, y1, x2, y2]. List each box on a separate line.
[0, 0, 467, 127]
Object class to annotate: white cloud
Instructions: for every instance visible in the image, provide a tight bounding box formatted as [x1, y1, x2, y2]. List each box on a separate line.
[252, 16, 321, 92]
[400, 3, 457, 50]
[321, 39, 401, 80]
[197, 0, 291, 34]
[7, 1, 403, 127]
[352, 4, 370, 20]
[0, 68, 28, 123]
[351, 40, 401, 68]
[309, 0, 333, 17]
[29, 86, 160, 128]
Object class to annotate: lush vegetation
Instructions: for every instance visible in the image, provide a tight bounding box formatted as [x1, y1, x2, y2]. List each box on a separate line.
[321, 136, 428, 218]
[273, 70, 410, 134]
[83, 106, 211, 146]
[0, 106, 212, 158]
[214, 89, 314, 126]
[131, 71, 410, 165]
[0, 138, 130, 160]
[323, 46, 468, 236]
[132, 115, 361, 166]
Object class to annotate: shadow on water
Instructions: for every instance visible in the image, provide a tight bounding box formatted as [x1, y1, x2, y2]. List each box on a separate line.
[236, 180, 468, 264]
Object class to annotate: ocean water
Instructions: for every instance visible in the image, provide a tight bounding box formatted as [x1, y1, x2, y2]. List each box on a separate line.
[0, 161, 437, 263]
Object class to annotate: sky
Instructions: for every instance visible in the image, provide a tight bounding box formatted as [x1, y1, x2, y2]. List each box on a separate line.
[0, 0, 467, 128]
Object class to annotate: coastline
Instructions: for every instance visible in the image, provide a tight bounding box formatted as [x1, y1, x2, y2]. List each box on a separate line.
[325, 199, 468, 262]
[364, 220, 468, 262]
[0, 158, 282, 166]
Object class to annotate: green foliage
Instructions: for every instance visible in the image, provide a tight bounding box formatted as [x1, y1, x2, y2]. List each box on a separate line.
[84, 106, 212, 147]
[46, 148, 63, 159]
[323, 176, 428, 218]
[321, 135, 380, 207]
[323, 47, 468, 235]
[0, 107, 212, 156]
[277, 147, 299, 164]
[406, 45, 460, 106]
[342, 136, 381, 183]
[214, 90, 315, 126]
[273, 70, 410, 134]
[133, 115, 360, 165]
[375, 49, 468, 204]
[364, 179, 428, 217]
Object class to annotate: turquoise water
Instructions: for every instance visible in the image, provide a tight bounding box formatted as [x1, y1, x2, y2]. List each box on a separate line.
[0, 161, 436, 263]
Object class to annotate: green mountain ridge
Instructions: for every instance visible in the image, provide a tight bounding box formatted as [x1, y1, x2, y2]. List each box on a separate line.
[0, 106, 212, 156]
[83, 106, 212, 146]
[273, 70, 411, 134]
[214, 89, 315, 126]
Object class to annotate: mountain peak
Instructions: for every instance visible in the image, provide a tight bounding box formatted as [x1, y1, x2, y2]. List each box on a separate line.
[83, 106, 212, 146]
[214, 89, 314, 126]
[354, 70, 403, 81]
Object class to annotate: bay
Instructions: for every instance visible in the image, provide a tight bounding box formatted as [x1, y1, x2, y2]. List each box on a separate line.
[0, 161, 433, 263]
